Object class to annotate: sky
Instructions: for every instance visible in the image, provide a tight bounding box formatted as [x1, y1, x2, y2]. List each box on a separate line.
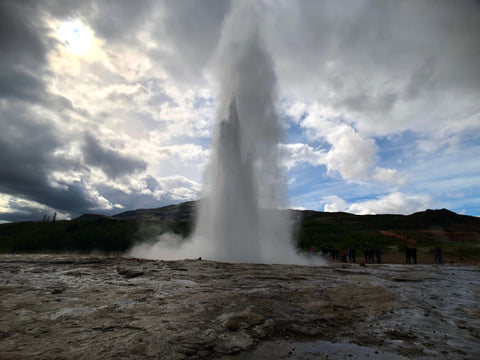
[0, 0, 479, 223]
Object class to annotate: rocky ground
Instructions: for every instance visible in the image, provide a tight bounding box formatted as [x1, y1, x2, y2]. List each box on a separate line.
[0, 254, 479, 359]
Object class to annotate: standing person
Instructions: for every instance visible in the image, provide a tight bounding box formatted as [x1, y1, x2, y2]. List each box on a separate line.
[437, 246, 443, 264]
[434, 246, 443, 264]
[405, 245, 411, 264]
[412, 246, 418, 264]
[368, 248, 375, 263]
[341, 249, 347, 263]
[375, 248, 382, 264]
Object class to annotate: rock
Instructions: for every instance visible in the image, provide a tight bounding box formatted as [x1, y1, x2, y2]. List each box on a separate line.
[117, 268, 144, 278]
[220, 307, 264, 331]
[253, 319, 275, 338]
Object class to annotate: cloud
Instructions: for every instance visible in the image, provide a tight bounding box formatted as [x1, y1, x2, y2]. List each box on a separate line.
[0, 1, 49, 105]
[0, 193, 70, 223]
[322, 195, 348, 213]
[284, 106, 404, 185]
[83, 133, 147, 179]
[321, 192, 431, 215]
[0, 104, 100, 218]
[266, 0, 480, 143]
[279, 143, 325, 170]
[0, 0, 478, 222]
[346, 192, 432, 215]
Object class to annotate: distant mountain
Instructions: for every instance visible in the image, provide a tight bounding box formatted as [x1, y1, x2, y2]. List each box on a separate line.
[102, 202, 479, 232]
[112, 201, 197, 222]
[104, 201, 480, 244]
[75, 214, 113, 221]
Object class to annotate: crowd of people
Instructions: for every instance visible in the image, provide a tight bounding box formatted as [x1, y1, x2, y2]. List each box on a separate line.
[308, 246, 382, 264]
[306, 244, 445, 264]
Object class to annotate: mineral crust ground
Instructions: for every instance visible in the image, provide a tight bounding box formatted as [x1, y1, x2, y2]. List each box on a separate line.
[1, 254, 479, 359]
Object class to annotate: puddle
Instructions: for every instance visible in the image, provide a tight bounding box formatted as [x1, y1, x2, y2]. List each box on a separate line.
[225, 340, 407, 359]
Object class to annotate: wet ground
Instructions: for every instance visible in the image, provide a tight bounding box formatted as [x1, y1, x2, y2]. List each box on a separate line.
[0, 254, 479, 359]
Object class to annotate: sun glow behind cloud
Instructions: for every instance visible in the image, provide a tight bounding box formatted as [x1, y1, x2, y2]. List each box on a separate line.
[49, 18, 105, 70]
[57, 20, 94, 56]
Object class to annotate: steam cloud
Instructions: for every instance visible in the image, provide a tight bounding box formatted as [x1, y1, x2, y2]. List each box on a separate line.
[129, 2, 324, 265]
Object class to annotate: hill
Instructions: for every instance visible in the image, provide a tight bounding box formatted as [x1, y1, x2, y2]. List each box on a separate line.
[1, 202, 479, 261]
[112, 201, 197, 221]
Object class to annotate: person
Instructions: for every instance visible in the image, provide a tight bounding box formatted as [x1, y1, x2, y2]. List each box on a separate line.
[375, 247, 381, 264]
[412, 246, 417, 264]
[368, 248, 375, 263]
[434, 246, 443, 264]
[341, 249, 347, 263]
[405, 245, 411, 264]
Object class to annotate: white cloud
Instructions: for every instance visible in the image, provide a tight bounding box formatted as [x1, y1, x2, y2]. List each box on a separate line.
[322, 195, 348, 213]
[373, 167, 405, 185]
[324, 124, 377, 180]
[346, 192, 432, 215]
[152, 175, 202, 202]
[279, 143, 325, 170]
[289, 104, 403, 185]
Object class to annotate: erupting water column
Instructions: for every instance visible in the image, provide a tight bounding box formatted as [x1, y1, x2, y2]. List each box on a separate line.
[193, 2, 307, 264]
[209, 95, 260, 262]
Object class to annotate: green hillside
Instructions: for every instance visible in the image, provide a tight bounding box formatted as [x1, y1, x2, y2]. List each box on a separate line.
[1, 202, 479, 260]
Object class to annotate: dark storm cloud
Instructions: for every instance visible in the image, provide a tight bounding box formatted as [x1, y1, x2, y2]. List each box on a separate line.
[0, 203, 52, 223]
[0, 1, 102, 221]
[0, 106, 98, 222]
[0, 1, 46, 67]
[0, 0, 152, 221]
[0, 0, 49, 103]
[83, 133, 147, 179]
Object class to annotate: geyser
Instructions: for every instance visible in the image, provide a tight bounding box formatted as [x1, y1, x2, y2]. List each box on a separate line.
[130, 1, 322, 265]
[203, 95, 261, 262]
[192, 1, 309, 264]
